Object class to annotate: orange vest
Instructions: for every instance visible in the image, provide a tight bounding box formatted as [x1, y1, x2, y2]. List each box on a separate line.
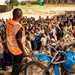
[6, 20, 23, 55]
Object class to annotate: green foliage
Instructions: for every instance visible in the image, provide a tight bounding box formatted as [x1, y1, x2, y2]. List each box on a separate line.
[13, 1, 19, 6]
[10, 0, 17, 4]
[10, 0, 19, 6]
[20, 1, 26, 5]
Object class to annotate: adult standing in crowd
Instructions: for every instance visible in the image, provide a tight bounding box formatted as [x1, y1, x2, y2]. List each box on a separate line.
[0, 21, 6, 70]
[6, 8, 25, 75]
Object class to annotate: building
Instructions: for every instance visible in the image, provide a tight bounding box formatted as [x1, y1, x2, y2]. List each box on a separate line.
[0, 0, 6, 5]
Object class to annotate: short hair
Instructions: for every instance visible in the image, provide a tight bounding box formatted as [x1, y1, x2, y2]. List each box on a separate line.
[13, 8, 22, 19]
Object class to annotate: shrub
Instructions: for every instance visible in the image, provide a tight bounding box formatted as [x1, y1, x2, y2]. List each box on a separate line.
[20, 1, 26, 5]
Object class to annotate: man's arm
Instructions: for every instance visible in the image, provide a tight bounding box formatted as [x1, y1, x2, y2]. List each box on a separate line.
[16, 27, 32, 56]
[16, 28, 24, 52]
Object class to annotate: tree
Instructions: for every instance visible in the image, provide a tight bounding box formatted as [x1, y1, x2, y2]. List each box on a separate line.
[10, 0, 17, 4]
[9, 0, 19, 6]
[5, 0, 9, 4]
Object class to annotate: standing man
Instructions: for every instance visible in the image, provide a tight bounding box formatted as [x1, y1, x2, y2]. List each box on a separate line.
[6, 8, 25, 75]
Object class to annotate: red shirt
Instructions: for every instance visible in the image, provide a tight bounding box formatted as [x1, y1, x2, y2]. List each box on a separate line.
[72, 30, 75, 37]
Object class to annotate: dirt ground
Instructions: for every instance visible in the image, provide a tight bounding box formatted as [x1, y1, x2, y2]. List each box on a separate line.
[0, 67, 22, 75]
[0, 4, 75, 20]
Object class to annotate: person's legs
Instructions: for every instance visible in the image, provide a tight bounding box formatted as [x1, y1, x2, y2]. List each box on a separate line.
[4, 51, 13, 65]
[0, 48, 5, 70]
[0, 54, 3, 69]
[11, 54, 23, 75]
[11, 63, 21, 75]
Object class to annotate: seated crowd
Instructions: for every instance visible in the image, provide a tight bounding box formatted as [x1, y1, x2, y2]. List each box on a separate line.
[20, 13, 75, 50]
[0, 13, 75, 52]
[0, 11, 75, 74]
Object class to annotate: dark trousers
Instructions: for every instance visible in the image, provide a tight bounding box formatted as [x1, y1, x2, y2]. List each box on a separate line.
[4, 51, 23, 75]
[11, 54, 23, 75]
[4, 51, 13, 65]
[0, 54, 4, 69]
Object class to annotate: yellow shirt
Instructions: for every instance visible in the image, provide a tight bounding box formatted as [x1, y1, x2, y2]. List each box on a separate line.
[41, 37, 46, 46]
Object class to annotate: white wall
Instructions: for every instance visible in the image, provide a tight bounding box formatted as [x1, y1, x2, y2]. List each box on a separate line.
[0, 0, 6, 5]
